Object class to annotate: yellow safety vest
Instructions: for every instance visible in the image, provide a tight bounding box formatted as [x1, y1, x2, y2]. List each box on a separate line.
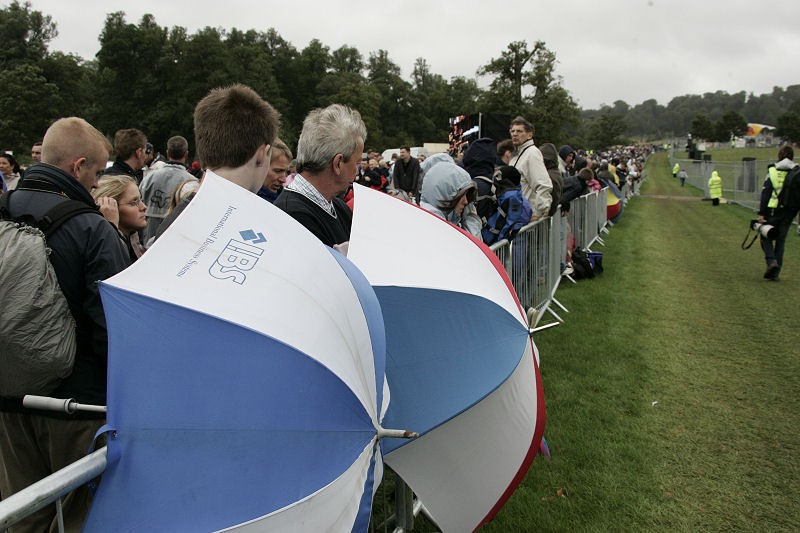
[708, 172, 722, 199]
[767, 167, 787, 208]
[672, 163, 679, 175]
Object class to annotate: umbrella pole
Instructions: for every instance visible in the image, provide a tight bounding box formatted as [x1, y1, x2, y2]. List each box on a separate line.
[23, 395, 107, 414]
[377, 428, 418, 440]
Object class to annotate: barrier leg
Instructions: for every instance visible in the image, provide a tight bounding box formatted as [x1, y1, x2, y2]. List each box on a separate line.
[394, 477, 414, 532]
[532, 321, 560, 332]
[551, 297, 569, 314]
[546, 306, 565, 323]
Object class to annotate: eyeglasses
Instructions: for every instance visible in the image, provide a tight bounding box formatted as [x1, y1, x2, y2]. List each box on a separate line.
[122, 198, 144, 207]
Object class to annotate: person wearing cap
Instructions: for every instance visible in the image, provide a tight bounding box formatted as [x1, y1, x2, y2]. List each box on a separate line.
[141, 142, 167, 183]
[558, 145, 576, 177]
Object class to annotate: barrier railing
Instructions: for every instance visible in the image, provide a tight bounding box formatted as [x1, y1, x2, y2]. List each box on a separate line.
[1, 182, 626, 532]
[0, 448, 107, 533]
[487, 186, 612, 331]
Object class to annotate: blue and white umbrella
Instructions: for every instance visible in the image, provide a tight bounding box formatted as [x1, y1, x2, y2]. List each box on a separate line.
[83, 173, 398, 532]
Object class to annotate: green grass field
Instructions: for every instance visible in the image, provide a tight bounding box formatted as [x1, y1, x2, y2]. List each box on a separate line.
[481, 152, 800, 532]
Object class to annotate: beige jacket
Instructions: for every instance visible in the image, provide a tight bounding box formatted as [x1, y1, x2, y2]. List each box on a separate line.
[509, 139, 552, 217]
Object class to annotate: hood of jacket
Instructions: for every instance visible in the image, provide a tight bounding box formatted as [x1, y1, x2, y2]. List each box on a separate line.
[460, 137, 496, 178]
[558, 145, 575, 162]
[776, 158, 798, 171]
[420, 153, 454, 174]
[540, 143, 559, 170]
[420, 162, 475, 220]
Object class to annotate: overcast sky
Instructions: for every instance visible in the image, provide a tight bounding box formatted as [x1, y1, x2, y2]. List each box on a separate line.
[29, 0, 800, 110]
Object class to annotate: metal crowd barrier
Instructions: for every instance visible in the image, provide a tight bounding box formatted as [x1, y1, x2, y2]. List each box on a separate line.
[489, 186, 611, 331]
[0, 448, 107, 533]
[669, 154, 772, 211]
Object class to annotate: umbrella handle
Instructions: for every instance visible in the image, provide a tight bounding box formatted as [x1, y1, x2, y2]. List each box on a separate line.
[377, 428, 418, 440]
[23, 395, 107, 414]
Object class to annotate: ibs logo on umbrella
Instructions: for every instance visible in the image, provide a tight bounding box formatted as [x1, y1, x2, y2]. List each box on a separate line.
[209, 229, 266, 285]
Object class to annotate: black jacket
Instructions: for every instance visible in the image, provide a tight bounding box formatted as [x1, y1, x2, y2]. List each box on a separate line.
[274, 189, 352, 247]
[2, 163, 129, 418]
[104, 159, 140, 183]
[560, 175, 589, 210]
[393, 157, 422, 196]
[461, 138, 498, 220]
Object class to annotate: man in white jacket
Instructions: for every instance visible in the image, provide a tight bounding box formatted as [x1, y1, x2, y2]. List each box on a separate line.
[508, 116, 552, 221]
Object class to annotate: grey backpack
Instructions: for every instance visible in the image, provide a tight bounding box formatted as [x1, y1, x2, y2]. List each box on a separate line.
[0, 191, 96, 397]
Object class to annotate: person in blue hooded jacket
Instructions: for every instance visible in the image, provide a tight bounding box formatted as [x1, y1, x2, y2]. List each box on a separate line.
[419, 154, 481, 238]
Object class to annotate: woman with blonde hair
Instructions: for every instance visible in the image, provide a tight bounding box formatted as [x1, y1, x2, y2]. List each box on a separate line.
[169, 179, 201, 212]
[92, 175, 147, 263]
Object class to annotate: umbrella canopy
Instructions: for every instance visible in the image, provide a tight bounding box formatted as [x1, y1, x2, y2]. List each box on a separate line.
[347, 185, 546, 532]
[83, 172, 389, 532]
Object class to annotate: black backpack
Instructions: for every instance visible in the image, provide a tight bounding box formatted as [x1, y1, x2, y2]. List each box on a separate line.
[777, 166, 800, 218]
[571, 247, 595, 280]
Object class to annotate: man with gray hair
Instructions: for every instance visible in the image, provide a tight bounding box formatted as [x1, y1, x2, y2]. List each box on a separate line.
[139, 135, 194, 243]
[274, 103, 366, 248]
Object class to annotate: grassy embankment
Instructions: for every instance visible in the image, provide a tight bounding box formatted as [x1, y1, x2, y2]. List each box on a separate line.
[484, 152, 800, 532]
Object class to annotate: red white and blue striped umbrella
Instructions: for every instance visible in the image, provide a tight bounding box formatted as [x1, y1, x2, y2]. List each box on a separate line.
[83, 173, 394, 531]
[348, 185, 546, 532]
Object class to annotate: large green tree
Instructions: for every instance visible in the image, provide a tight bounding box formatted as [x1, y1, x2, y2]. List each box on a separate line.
[366, 50, 412, 147]
[716, 110, 748, 140]
[477, 40, 580, 145]
[689, 114, 715, 140]
[776, 111, 800, 143]
[587, 111, 628, 150]
[0, 1, 89, 159]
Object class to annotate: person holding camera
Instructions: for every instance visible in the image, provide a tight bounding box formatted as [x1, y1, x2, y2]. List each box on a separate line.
[758, 145, 797, 281]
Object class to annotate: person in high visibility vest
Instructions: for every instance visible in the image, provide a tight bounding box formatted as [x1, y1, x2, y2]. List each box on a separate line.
[708, 170, 723, 206]
[672, 162, 680, 177]
[757, 145, 797, 281]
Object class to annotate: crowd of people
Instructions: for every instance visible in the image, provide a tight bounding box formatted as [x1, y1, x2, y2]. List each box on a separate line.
[0, 80, 654, 531]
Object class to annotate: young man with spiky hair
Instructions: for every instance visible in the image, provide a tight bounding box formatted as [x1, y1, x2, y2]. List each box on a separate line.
[153, 84, 280, 241]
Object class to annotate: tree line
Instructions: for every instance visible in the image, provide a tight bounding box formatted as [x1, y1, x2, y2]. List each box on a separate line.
[1, 1, 798, 166]
[586, 86, 800, 144]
